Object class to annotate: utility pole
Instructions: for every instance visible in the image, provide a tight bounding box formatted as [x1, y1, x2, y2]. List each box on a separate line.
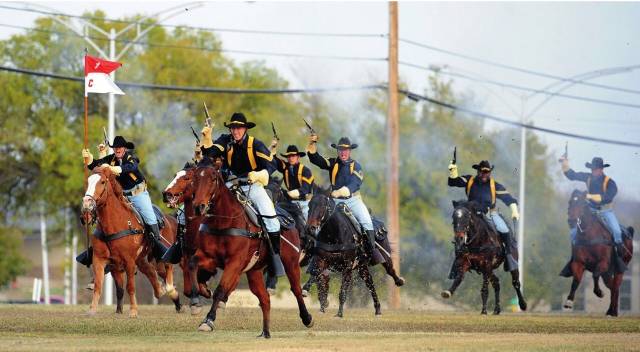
[517, 96, 526, 290]
[387, 1, 401, 309]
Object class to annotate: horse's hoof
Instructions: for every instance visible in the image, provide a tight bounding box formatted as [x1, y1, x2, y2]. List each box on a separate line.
[481, 310, 488, 315]
[319, 307, 326, 314]
[190, 305, 203, 316]
[257, 331, 271, 339]
[519, 301, 528, 311]
[115, 308, 123, 314]
[198, 323, 213, 332]
[441, 290, 452, 299]
[267, 288, 276, 296]
[594, 289, 604, 298]
[302, 289, 309, 298]
[304, 316, 314, 328]
[129, 311, 138, 319]
[334, 313, 343, 318]
[606, 308, 618, 317]
[395, 277, 406, 287]
[218, 301, 226, 309]
[493, 308, 501, 315]
[563, 299, 573, 310]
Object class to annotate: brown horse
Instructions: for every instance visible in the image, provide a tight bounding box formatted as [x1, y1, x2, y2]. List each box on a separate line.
[190, 161, 313, 337]
[561, 190, 634, 316]
[163, 167, 217, 315]
[81, 166, 181, 317]
[441, 200, 527, 315]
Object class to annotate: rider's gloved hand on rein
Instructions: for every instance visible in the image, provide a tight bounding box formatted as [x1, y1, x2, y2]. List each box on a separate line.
[82, 149, 94, 165]
[586, 193, 602, 203]
[510, 203, 520, 220]
[448, 162, 458, 178]
[201, 126, 213, 148]
[331, 186, 350, 199]
[108, 165, 122, 176]
[248, 169, 269, 186]
[287, 189, 300, 199]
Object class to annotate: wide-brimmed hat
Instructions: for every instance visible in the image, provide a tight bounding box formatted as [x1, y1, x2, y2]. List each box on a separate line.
[280, 145, 306, 158]
[472, 160, 494, 172]
[585, 157, 610, 169]
[109, 136, 135, 149]
[223, 112, 256, 129]
[331, 137, 358, 150]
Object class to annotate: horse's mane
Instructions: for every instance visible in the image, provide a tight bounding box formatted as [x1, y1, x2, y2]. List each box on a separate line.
[93, 166, 130, 209]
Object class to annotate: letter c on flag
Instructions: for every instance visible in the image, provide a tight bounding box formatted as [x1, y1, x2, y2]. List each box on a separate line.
[88, 79, 93, 87]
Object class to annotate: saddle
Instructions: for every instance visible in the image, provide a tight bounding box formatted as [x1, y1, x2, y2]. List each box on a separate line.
[231, 188, 295, 231]
[130, 203, 166, 229]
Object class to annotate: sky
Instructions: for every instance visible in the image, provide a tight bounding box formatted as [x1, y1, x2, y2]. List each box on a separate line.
[1, 1, 639, 199]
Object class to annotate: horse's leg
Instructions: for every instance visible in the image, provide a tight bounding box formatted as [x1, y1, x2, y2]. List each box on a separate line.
[246, 270, 272, 338]
[593, 274, 604, 298]
[607, 273, 623, 317]
[316, 258, 330, 313]
[564, 263, 585, 310]
[336, 267, 353, 318]
[125, 261, 138, 318]
[197, 261, 243, 332]
[381, 256, 405, 287]
[136, 255, 165, 299]
[490, 272, 501, 315]
[281, 241, 313, 327]
[88, 257, 106, 315]
[358, 263, 381, 316]
[163, 263, 181, 312]
[442, 259, 468, 298]
[480, 272, 489, 315]
[510, 270, 527, 311]
[112, 269, 125, 314]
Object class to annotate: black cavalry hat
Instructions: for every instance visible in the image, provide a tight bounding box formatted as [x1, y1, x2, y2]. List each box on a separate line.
[109, 136, 135, 149]
[331, 137, 358, 150]
[223, 112, 256, 129]
[472, 160, 494, 172]
[280, 145, 306, 158]
[585, 157, 610, 169]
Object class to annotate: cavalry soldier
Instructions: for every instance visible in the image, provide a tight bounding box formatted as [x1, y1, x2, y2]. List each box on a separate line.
[81, 136, 170, 262]
[306, 134, 381, 264]
[560, 156, 625, 268]
[448, 160, 520, 274]
[273, 145, 315, 220]
[200, 112, 285, 277]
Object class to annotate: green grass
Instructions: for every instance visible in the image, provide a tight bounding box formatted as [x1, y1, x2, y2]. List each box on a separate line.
[0, 305, 639, 351]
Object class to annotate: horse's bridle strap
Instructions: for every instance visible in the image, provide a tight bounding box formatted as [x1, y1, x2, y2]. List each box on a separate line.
[94, 228, 143, 242]
[199, 223, 260, 239]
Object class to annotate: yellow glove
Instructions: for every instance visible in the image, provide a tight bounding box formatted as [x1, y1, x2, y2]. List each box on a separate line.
[82, 149, 93, 165]
[287, 189, 300, 199]
[248, 169, 269, 186]
[269, 137, 278, 155]
[586, 194, 602, 203]
[97, 143, 108, 158]
[510, 203, 520, 220]
[559, 157, 570, 172]
[108, 165, 122, 176]
[201, 126, 213, 148]
[448, 163, 458, 178]
[331, 186, 350, 198]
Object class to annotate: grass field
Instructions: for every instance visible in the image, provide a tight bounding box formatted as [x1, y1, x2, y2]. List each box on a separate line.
[1, 304, 639, 351]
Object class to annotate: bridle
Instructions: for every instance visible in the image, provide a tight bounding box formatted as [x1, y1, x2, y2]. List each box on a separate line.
[310, 194, 337, 231]
[82, 174, 109, 224]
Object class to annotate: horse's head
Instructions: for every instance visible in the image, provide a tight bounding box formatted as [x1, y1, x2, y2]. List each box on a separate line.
[306, 191, 334, 238]
[451, 200, 473, 252]
[191, 161, 223, 217]
[568, 189, 588, 227]
[163, 168, 195, 208]
[82, 166, 118, 224]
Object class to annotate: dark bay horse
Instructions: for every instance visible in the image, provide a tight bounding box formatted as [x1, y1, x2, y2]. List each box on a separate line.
[441, 200, 527, 315]
[190, 162, 313, 337]
[163, 167, 217, 315]
[305, 193, 384, 318]
[81, 166, 181, 317]
[561, 190, 634, 316]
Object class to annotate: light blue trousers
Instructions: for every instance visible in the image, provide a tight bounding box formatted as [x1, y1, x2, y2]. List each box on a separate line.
[293, 199, 309, 221]
[127, 189, 157, 225]
[487, 211, 509, 233]
[334, 195, 373, 231]
[568, 207, 621, 244]
[227, 182, 280, 233]
[177, 204, 185, 226]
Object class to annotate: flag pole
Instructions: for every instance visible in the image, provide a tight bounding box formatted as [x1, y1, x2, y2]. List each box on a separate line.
[83, 51, 90, 250]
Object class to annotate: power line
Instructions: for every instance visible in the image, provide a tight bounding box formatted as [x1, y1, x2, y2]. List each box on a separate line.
[0, 23, 387, 63]
[400, 61, 640, 109]
[0, 4, 385, 38]
[400, 89, 640, 148]
[399, 38, 640, 96]
[0, 65, 385, 94]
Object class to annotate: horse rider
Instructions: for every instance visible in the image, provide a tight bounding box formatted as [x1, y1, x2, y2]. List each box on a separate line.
[200, 112, 285, 277]
[81, 136, 170, 262]
[448, 160, 520, 275]
[273, 145, 315, 220]
[560, 156, 625, 268]
[306, 134, 382, 264]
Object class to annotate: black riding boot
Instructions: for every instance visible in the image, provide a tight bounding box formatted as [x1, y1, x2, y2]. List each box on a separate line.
[613, 243, 628, 273]
[268, 231, 286, 278]
[365, 230, 385, 265]
[161, 227, 183, 264]
[499, 231, 518, 272]
[148, 223, 170, 262]
[76, 246, 93, 267]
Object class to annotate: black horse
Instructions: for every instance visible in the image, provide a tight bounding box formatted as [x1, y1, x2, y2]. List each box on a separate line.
[305, 192, 382, 317]
[441, 200, 527, 315]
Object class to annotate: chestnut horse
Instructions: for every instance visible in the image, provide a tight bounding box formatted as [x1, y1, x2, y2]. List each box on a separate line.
[441, 200, 527, 315]
[81, 166, 181, 317]
[190, 161, 313, 337]
[163, 167, 217, 314]
[562, 190, 634, 316]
